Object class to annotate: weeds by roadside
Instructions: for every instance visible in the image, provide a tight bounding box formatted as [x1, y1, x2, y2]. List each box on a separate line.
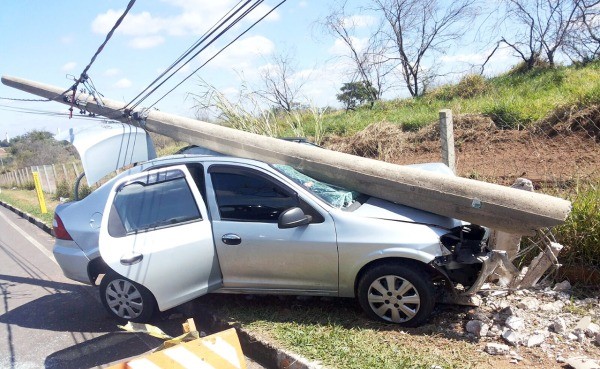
[0, 189, 56, 225]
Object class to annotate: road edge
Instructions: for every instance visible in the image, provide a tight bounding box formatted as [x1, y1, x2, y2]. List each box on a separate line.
[0, 200, 52, 235]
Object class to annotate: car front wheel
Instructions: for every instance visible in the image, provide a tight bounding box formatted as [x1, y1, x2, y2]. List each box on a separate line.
[357, 263, 435, 327]
[99, 271, 156, 322]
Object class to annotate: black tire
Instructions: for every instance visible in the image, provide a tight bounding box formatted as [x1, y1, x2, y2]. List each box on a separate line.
[357, 263, 435, 327]
[99, 271, 156, 323]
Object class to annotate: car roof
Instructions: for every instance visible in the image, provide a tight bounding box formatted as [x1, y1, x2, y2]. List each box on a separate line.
[139, 153, 271, 170]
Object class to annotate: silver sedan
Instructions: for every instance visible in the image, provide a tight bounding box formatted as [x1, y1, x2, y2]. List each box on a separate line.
[53, 154, 489, 327]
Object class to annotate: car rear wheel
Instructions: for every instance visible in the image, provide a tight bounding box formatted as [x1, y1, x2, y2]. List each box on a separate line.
[99, 271, 156, 322]
[357, 263, 434, 327]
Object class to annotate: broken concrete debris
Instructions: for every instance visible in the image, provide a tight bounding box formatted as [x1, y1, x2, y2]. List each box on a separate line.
[554, 280, 572, 291]
[517, 241, 564, 288]
[485, 343, 510, 355]
[502, 329, 521, 346]
[526, 333, 546, 347]
[565, 357, 600, 369]
[505, 316, 525, 331]
[552, 317, 568, 334]
[464, 280, 600, 365]
[466, 319, 489, 337]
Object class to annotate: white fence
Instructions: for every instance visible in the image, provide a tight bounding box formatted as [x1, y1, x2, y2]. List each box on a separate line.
[0, 162, 83, 193]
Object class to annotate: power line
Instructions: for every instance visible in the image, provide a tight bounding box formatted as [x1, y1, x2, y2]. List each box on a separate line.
[0, 96, 51, 102]
[147, 0, 288, 110]
[0, 104, 104, 121]
[60, 0, 136, 119]
[126, 0, 262, 112]
[122, 0, 248, 112]
[1, 1, 137, 111]
[72, 0, 137, 90]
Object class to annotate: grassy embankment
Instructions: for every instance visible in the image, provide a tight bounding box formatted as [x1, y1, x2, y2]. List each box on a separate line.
[288, 61, 600, 137]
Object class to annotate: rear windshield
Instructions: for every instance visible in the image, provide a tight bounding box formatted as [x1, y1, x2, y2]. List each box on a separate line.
[272, 164, 360, 209]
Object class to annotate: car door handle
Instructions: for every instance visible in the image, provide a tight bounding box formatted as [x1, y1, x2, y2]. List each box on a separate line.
[120, 253, 143, 265]
[221, 233, 242, 245]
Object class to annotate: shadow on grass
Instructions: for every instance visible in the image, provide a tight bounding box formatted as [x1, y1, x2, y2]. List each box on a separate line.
[193, 293, 475, 342]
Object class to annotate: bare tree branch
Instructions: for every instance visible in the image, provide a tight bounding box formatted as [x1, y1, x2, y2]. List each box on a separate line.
[373, 0, 477, 97]
[255, 52, 307, 113]
[322, 1, 389, 102]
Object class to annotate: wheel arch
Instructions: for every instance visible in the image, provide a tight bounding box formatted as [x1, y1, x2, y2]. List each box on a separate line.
[87, 257, 110, 285]
[353, 257, 443, 297]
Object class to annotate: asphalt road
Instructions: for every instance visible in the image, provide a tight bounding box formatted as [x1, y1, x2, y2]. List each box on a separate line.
[0, 205, 264, 369]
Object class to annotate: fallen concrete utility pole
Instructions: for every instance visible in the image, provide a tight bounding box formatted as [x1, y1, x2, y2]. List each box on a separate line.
[2, 75, 571, 234]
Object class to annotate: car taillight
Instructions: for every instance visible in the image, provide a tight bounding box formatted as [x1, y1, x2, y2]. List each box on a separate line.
[53, 213, 73, 240]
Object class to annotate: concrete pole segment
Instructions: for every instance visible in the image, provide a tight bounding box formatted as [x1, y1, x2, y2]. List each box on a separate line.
[1, 75, 572, 234]
[439, 109, 456, 173]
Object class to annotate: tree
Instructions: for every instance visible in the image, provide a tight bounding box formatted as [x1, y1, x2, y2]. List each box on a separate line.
[493, 0, 583, 70]
[322, 1, 390, 102]
[563, 0, 600, 63]
[372, 0, 476, 97]
[336, 81, 379, 111]
[8, 130, 76, 168]
[256, 53, 306, 113]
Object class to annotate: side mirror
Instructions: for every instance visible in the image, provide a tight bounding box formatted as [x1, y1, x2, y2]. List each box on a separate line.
[278, 207, 312, 229]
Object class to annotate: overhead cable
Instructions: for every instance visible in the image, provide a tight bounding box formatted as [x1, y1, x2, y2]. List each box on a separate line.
[147, 0, 288, 110]
[72, 0, 137, 90]
[122, 0, 248, 112]
[0, 104, 105, 121]
[126, 0, 265, 112]
[0, 96, 52, 102]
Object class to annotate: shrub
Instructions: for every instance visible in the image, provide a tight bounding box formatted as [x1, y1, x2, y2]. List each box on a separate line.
[483, 101, 526, 129]
[78, 183, 92, 200]
[54, 180, 72, 200]
[554, 184, 600, 268]
[454, 74, 489, 98]
[22, 181, 36, 191]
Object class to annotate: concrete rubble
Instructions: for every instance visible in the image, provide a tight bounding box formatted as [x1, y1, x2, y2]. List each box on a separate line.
[460, 280, 600, 366]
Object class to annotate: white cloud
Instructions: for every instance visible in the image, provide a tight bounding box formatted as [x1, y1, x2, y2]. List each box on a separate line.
[299, 1, 308, 8]
[328, 36, 368, 56]
[246, 4, 281, 22]
[91, 1, 282, 51]
[114, 78, 132, 88]
[211, 35, 275, 69]
[92, 10, 165, 36]
[129, 36, 165, 49]
[104, 68, 121, 77]
[61, 62, 77, 72]
[342, 15, 376, 28]
[60, 35, 74, 45]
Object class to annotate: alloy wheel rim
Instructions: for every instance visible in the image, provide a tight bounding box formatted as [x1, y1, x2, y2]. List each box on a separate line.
[105, 279, 144, 319]
[367, 275, 420, 323]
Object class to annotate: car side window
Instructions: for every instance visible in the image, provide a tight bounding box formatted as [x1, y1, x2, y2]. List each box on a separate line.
[209, 167, 299, 222]
[108, 169, 202, 237]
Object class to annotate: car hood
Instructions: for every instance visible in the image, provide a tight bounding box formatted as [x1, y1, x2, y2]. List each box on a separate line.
[352, 197, 462, 230]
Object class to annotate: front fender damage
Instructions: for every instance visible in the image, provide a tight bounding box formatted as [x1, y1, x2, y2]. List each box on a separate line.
[430, 225, 563, 307]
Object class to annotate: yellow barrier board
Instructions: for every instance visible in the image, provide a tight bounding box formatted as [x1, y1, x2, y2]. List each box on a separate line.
[108, 328, 246, 369]
[32, 172, 47, 214]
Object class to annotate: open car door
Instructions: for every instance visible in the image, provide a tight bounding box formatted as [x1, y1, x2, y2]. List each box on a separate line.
[99, 165, 222, 313]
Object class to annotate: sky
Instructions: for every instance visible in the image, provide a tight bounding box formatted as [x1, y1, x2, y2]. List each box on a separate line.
[0, 0, 519, 140]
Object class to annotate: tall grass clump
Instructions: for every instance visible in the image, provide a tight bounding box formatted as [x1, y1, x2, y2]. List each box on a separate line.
[553, 183, 600, 269]
[189, 80, 326, 144]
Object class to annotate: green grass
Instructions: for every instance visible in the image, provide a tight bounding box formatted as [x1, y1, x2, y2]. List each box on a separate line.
[280, 61, 600, 137]
[0, 189, 56, 225]
[553, 183, 600, 268]
[197, 294, 489, 369]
